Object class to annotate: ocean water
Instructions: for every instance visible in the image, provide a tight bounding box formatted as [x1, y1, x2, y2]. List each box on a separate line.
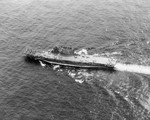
[1, 0, 150, 119]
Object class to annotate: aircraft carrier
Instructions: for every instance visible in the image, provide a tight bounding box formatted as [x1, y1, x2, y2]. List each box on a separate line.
[24, 47, 115, 70]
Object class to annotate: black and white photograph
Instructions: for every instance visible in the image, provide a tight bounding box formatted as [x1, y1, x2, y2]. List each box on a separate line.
[0, 0, 150, 119]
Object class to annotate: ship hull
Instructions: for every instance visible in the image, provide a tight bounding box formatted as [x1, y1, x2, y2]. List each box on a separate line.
[25, 48, 115, 70]
[34, 56, 115, 70]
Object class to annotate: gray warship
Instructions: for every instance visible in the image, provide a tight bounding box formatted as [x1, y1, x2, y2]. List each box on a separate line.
[24, 47, 115, 70]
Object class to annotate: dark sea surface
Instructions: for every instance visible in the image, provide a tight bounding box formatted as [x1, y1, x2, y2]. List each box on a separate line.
[1, 0, 150, 119]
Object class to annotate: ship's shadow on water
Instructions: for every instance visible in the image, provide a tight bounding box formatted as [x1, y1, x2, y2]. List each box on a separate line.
[24, 56, 40, 65]
[60, 65, 116, 73]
